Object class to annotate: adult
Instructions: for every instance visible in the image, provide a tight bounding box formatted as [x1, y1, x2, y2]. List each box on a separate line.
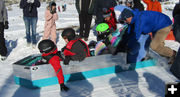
[120, 9, 176, 63]
[133, 0, 144, 11]
[75, 0, 96, 41]
[20, 0, 41, 48]
[143, 0, 162, 12]
[170, 2, 180, 79]
[0, 0, 9, 61]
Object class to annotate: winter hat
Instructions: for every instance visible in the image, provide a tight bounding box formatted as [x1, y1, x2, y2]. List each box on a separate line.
[49, 1, 56, 7]
[120, 8, 133, 21]
[61, 28, 76, 41]
[102, 8, 111, 18]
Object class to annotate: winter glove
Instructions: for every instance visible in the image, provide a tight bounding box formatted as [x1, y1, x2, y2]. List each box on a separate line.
[57, 51, 65, 60]
[60, 83, 69, 92]
[4, 21, 9, 29]
[27, 0, 34, 3]
[63, 56, 71, 65]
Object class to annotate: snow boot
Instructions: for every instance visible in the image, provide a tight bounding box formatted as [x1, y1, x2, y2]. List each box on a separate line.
[60, 83, 69, 92]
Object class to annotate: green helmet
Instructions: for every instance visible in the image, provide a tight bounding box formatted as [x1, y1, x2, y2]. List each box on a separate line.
[96, 23, 110, 34]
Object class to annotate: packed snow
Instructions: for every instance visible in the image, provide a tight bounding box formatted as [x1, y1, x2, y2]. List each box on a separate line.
[0, 0, 180, 97]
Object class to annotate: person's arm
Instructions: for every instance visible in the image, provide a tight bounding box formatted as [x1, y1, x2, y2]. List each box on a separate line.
[172, 4, 180, 18]
[2, 1, 8, 22]
[53, 12, 58, 21]
[158, 2, 162, 13]
[20, 0, 29, 9]
[45, 10, 53, 21]
[75, 0, 80, 14]
[33, 0, 41, 8]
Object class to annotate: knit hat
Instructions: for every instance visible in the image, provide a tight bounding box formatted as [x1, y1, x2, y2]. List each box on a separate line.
[120, 8, 133, 21]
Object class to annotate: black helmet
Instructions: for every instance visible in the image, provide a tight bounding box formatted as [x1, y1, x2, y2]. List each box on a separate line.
[38, 39, 56, 53]
[61, 28, 76, 41]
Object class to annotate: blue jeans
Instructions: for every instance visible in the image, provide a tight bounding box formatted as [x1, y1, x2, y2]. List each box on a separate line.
[127, 34, 151, 63]
[23, 16, 38, 44]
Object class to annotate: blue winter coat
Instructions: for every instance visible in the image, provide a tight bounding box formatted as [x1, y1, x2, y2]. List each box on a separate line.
[20, 0, 41, 17]
[128, 10, 172, 40]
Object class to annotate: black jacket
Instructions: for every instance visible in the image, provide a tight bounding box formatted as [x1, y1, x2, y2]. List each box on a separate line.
[75, 0, 96, 14]
[94, 0, 117, 24]
[20, 0, 41, 17]
[132, 0, 144, 11]
[173, 3, 180, 18]
[173, 3, 180, 43]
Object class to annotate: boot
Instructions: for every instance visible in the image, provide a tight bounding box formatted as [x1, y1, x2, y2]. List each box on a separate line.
[60, 83, 69, 92]
[168, 50, 177, 64]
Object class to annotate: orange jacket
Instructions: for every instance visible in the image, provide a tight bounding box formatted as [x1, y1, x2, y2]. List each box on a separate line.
[143, 0, 162, 12]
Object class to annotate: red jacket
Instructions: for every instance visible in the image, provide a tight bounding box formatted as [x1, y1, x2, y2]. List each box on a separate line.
[105, 7, 117, 31]
[143, 0, 162, 12]
[63, 38, 90, 61]
[42, 49, 64, 84]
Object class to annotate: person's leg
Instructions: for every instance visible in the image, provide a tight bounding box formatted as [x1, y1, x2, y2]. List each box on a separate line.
[31, 17, 38, 45]
[50, 25, 57, 44]
[150, 25, 174, 57]
[84, 13, 92, 40]
[79, 14, 85, 38]
[23, 17, 31, 44]
[0, 22, 7, 57]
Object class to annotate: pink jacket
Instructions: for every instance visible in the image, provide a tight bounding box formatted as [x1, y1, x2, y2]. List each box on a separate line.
[43, 9, 58, 43]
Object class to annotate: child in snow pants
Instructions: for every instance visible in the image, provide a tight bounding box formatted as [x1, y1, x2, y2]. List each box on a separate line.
[43, 1, 58, 43]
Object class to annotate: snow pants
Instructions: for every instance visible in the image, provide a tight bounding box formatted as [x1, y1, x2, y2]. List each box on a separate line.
[0, 22, 7, 56]
[150, 25, 174, 57]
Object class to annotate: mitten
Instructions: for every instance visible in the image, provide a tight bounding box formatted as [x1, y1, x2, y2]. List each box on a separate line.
[63, 56, 71, 65]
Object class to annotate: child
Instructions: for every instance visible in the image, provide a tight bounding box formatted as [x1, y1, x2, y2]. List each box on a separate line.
[95, 23, 129, 56]
[37, 39, 69, 92]
[102, 7, 117, 32]
[61, 28, 90, 65]
[43, 1, 58, 43]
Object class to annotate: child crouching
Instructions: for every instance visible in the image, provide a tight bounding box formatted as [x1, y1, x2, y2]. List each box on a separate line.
[38, 39, 69, 92]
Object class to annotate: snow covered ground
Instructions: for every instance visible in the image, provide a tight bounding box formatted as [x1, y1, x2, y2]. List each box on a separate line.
[0, 0, 180, 97]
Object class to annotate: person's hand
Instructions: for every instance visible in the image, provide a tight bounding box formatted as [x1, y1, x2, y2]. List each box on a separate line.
[4, 21, 9, 29]
[63, 56, 71, 65]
